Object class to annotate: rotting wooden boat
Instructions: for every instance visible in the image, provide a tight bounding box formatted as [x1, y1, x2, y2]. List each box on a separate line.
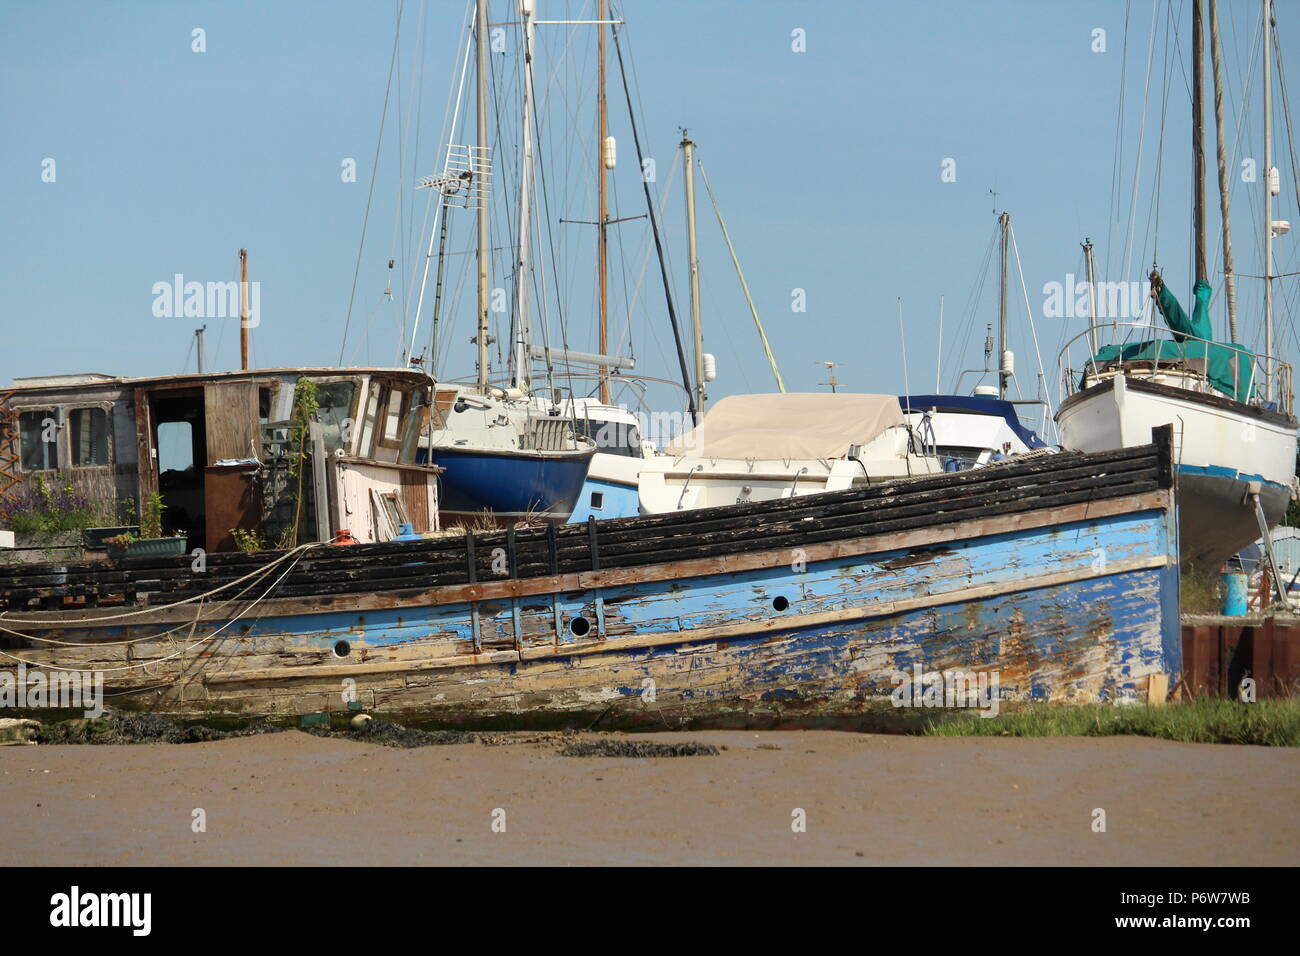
[0, 428, 1181, 726]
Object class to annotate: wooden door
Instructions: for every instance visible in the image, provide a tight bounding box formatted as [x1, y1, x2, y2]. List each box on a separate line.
[203, 381, 260, 551]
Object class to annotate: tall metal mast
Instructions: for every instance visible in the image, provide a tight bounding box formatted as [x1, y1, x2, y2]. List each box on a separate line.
[682, 131, 705, 415]
[1083, 239, 1099, 355]
[997, 211, 1009, 399]
[1209, 0, 1239, 342]
[1264, 0, 1276, 401]
[597, 0, 610, 404]
[1193, 0, 1208, 286]
[512, 0, 537, 392]
[475, 0, 491, 390]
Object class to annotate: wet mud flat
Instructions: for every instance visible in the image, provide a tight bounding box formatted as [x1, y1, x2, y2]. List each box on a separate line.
[1, 729, 1296, 866]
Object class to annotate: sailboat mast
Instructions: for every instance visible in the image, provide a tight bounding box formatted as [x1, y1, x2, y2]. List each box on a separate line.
[1264, 0, 1276, 400]
[513, 0, 536, 392]
[597, 0, 610, 404]
[1083, 239, 1100, 355]
[682, 131, 705, 415]
[239, 248, 250, 371]
[1209, 0, 1239, 342]
[998, 211, 1009, 399]
[475, 0, 491, 391]
[1193, 0, 1208, 285]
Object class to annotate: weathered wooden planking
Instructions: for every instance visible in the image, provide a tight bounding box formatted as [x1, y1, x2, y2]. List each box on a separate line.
[4, 489, 1171, 629]
[0, 449, 1165, 608]
[0, 487, 1180, 722]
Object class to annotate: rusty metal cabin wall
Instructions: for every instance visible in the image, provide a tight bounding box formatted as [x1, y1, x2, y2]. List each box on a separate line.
[1181, 618, 1300, 698]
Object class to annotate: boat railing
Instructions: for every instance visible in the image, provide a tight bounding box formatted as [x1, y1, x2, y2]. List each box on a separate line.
[1057, 322, 1294, 417]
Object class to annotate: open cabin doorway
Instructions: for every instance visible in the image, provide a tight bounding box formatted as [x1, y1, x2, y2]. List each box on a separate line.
[146, 389, 207, 545]
[135, 380, 262, 553]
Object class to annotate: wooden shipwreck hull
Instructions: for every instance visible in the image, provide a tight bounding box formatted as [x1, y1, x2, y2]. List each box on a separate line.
[0, 432, 1181, 725]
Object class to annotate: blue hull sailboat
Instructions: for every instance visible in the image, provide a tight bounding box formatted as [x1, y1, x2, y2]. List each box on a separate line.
[420, 440, 595, 525]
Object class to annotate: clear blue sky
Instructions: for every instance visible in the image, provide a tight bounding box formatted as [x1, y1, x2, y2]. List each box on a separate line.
[3, 0, 1298, 432]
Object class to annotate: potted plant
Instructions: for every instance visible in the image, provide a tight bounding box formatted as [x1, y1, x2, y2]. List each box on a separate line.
[84, 496, 138, 550]
[106, 493, 187, 559]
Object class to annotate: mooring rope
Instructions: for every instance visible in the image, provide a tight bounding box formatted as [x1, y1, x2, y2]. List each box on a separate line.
[0, 552, 306, 674]
[0, 542, 321, 627]
[0, 549, 298, 647]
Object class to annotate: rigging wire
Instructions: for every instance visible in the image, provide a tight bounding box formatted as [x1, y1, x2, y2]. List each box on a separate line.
[408, 4, 475, 367]
[1105, 0, 1133, 284]
[1120, 0, 1163, 286]
[611, 16, 697, 422]
[339, 0, 406, 365]
[944, 223, 998, 392]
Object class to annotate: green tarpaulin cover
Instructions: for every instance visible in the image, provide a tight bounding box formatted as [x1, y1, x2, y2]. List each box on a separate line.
[1089, 280, 1254, 404]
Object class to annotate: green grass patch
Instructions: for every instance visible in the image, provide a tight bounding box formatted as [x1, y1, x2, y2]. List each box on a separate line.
[1180, 566, 1223, 614]
[923, 697, 1300, 746]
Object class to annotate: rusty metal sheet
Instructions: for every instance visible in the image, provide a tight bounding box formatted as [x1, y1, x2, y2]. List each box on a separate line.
[1180, 618, 1300, 699]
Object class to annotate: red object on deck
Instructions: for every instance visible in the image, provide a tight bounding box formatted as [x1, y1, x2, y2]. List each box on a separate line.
[331, 529, 359, 546]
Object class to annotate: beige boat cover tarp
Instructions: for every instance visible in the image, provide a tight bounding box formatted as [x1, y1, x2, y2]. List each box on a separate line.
[666, 392, 905, 459]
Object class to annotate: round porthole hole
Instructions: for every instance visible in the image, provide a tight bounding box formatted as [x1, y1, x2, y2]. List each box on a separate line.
[569, 615, 591, 637]
[333, 640, 352, 658]
[772, 596, 790, 612]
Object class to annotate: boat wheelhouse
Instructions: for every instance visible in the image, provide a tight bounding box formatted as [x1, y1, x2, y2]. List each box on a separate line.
[0, 367, 441, 552]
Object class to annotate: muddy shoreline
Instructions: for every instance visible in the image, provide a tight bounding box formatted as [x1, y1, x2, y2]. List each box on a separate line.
[1, 730, 1295, 866]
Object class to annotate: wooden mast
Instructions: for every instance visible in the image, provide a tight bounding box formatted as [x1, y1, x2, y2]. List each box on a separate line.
[239, 248, 249, 370]
[1209, 0, 1238, 342]
[597, 0, 610, 404]
[1193, 0, 1208, 285]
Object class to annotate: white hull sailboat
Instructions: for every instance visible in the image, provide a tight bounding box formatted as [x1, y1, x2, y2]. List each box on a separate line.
[1056, 0, 1298, 569]
[1056, 344, 1295, 566]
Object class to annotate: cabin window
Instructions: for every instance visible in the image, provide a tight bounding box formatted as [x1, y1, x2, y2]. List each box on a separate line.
[358, 381, 383, 457]
[69, 407, 110, 467]
[19, 409, 57, 472]
[315, 381, 357, 453]
[400, 392, 430, 463]
[372, 491, 408, 539]
[578, 419, 643, 458]
[590, 491, 605, 511]
[382, 388, 406, 444]
[157, 421, 195, 473]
